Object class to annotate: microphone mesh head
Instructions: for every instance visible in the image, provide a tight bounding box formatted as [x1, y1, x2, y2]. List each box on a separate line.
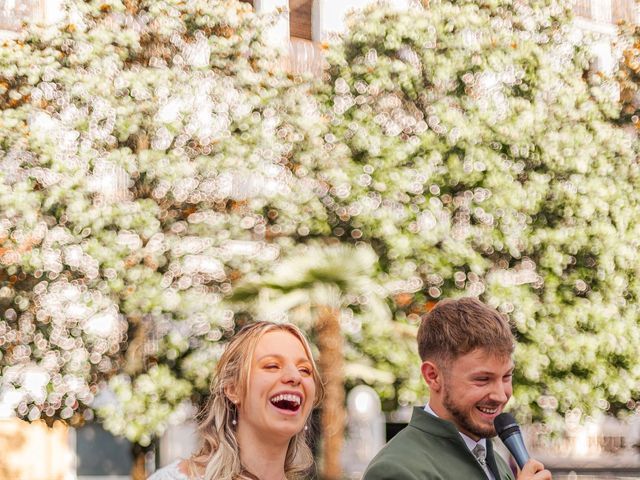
[493, 412, 520, 439]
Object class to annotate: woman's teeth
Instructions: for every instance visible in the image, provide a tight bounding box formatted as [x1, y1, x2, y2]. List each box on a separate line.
[271, 394, 301, 405]
[270, 393, 302, 411]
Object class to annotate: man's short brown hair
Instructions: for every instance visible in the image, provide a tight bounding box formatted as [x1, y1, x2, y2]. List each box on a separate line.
[417, 297, 515, 363]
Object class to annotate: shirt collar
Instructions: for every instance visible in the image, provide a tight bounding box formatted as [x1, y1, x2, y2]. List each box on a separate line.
[424, 403, 487, 452]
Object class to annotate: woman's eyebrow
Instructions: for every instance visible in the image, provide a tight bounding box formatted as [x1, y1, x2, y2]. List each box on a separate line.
[256, 353, 311, 364]
[256, 353, 282, 361]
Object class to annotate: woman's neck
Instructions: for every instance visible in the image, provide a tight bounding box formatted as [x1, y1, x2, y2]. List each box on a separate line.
[236, 424, 289, 480]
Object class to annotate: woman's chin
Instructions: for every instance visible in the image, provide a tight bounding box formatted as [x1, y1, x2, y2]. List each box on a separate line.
[264, 418, 306, 440]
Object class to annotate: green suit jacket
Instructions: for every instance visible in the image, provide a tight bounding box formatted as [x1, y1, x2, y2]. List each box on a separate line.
[363, 407, 516, 480]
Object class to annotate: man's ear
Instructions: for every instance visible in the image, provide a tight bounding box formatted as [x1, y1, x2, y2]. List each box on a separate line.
[421, 360, 442, 393]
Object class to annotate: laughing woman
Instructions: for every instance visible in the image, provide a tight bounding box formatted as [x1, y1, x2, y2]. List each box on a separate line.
[148, 321, 324, 480]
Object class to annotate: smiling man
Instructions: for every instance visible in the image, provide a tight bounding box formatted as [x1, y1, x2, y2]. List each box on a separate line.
[363, 297, 552, 480]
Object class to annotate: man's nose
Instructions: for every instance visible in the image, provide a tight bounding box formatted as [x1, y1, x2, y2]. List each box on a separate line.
[490, 382, 510, 403]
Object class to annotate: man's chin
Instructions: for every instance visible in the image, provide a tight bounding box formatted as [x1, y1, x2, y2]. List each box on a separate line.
[481, 427, 498, 438]
[471, 423, 497, 439]
[462, 417, 498, 439]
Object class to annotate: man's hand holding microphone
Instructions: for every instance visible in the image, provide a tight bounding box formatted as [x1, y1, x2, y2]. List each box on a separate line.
[495, 413, 552, 480]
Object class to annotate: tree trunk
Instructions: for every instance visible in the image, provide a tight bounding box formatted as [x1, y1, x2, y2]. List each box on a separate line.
[316, 306, 344, 480]
[131, 443, 149, 480]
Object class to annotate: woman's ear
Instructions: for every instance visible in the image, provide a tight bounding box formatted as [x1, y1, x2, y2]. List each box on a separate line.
[421, 360, 442, 393]
[224, 385, 240, 405]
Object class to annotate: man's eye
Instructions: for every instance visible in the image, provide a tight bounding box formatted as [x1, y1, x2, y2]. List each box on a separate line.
[474, 378, 489, 382]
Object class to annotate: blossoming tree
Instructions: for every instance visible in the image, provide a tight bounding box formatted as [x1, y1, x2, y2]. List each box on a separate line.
[0, 0, 329, 452]
[0, 2, 411, 478]
[320, 0, 640, 428]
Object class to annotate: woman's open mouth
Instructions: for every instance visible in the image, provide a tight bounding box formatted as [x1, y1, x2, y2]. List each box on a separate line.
[270, 393, 302, 413]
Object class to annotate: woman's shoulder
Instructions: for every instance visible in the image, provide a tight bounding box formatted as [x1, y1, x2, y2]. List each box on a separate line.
[147, 459, 195, 480]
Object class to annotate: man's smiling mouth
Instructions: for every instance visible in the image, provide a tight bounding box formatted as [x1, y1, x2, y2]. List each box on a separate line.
[477, 406, 499, 415]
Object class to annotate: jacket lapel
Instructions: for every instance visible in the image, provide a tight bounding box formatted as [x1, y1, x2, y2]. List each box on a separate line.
[486, 440, 504, 479]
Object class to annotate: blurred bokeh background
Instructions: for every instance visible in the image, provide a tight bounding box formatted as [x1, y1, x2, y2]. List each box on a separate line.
[2, 0, 640, 479]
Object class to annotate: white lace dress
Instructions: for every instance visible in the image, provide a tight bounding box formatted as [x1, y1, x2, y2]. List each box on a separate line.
[147, 460, 201, 480]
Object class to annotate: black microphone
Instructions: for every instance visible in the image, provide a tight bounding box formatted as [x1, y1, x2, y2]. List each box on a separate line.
[494, 412, 530, 469]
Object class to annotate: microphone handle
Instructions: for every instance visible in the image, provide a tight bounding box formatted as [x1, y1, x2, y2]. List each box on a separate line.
[502, 434, 530, 469]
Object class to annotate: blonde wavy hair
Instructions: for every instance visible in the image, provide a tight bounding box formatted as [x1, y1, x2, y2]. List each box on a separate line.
[188, 321, 324, 480]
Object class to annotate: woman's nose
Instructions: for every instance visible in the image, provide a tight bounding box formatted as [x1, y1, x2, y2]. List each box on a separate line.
[281, 364, 302, 385]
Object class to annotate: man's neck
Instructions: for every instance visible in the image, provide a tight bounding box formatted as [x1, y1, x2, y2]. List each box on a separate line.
[424, 403, 485, 445]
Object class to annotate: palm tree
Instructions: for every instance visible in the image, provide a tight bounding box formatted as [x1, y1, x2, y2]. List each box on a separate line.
[231, 242, 390, 480]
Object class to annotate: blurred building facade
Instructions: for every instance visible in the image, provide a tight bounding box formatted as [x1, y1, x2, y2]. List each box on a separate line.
[0, 418, 72, 480]
[251, 0, 639, 76]
[0, 0, 62, 36]
[525, 412, 640, 477]
[1, 1, 637, 77]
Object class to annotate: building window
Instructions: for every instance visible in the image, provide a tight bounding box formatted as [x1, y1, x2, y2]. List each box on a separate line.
[0, 0, 45, 31]
[290, 0, 312, 40]
[612, 0, 637, 23]
[574, 0, 637, 24]
[574, 0, 592, 19]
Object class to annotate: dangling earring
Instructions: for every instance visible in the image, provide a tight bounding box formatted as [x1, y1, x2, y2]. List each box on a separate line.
[231, 401, 238, 426]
